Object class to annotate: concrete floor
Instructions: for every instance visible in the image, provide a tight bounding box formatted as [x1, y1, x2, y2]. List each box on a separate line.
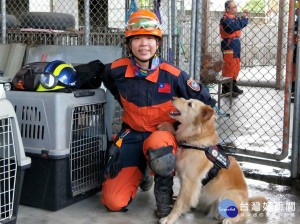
[16, 177, 300, 224]
[13, 66, 300, 224]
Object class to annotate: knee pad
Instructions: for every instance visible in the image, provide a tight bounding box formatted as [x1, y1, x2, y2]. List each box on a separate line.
[147, 146, 175, 177]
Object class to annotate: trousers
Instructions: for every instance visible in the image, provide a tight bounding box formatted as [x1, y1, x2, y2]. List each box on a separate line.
[101, 129, 177, 211]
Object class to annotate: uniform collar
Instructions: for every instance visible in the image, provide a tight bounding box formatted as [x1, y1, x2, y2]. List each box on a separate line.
[125, 57, 160, 83]
[225, 12, 236, 19]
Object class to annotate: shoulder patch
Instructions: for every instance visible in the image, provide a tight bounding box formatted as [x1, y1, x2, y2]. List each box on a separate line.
[187, 78, 200, 91]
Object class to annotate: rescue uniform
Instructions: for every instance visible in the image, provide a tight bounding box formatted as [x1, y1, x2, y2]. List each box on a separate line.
[220, 12, 248, 80]
[101, 57, 215, 211]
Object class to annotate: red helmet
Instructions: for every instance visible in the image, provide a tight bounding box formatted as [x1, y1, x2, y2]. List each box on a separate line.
[125, 9, 162, 38]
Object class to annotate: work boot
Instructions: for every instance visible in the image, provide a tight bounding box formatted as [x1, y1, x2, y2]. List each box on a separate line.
[154, 175, 174, 218]
[222, 83, 238, 97]
[233, 80, 243, 95]
[139, 166, 153, 191]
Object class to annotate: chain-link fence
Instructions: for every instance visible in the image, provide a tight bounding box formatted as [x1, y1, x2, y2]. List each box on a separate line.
[1, 0, 299, 178]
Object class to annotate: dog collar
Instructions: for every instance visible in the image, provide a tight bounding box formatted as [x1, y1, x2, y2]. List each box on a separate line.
[179, 142, 231, 186]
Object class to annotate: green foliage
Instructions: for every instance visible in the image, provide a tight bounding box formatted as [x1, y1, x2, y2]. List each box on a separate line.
[241, 0, 266, 13]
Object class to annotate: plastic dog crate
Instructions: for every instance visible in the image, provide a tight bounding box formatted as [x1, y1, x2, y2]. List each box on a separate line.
[5, 88, 107, 211]
[0, 85, 31, 224]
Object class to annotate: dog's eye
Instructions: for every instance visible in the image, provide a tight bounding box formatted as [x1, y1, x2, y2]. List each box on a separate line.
[188, 102, 192, 107]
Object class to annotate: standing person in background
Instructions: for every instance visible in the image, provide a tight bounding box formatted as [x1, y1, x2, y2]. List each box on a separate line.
[101, 9, 216, 219]
[292, 1, 299, 103]
[220, 0, 249, 96]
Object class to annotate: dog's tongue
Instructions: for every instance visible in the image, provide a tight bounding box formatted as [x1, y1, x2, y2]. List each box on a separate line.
[170, 110, 181, 116]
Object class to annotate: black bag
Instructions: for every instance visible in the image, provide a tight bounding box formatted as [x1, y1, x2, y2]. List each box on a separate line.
[74, 60, 104, 89]
[12, 62, 49, 91]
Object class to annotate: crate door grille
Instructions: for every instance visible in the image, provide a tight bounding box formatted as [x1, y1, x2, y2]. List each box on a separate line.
[17, 105, 45, 140]
[70, 103, 105, 196]
[0, 118, 17, 222]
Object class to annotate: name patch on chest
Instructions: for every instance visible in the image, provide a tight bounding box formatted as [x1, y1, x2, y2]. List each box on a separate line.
[158, 83, 171, 93]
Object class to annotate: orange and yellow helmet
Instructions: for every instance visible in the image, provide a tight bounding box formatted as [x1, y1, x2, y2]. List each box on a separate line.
[125, 9, 162, 38]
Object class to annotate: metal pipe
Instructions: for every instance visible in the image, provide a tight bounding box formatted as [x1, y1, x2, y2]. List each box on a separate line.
[201, 0, 209, 56]
[291, 0, 300, 178]
[168, 0, 172, 63]
[194, 0, 203, 81]
[1, 0, 6, 44]
[125, 0, 129, 22]
[50, 0, 54, 12]
[275, 0, 285, 89]
[189, 0, 197, 78]
[171, 0, 177, 66]
[275, 0, 295, 161]
[84, 0, 90, 46]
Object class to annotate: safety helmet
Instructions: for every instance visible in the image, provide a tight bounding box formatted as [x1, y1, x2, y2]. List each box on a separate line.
[12, 60, 79, 91]
[36, 60, 79, 91]
[125, 9, 162, 38]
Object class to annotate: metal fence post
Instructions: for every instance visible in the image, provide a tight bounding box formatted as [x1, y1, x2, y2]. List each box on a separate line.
[189, 0, 197, 78]
[275, 0, 286, 89]
[292, 0, 300, 178]
[171, 0, 177, 66]
[275, 0, 296, 161]
[1, 0, 6, 44]
[194, 0, 203, 81]
[168, 0, 172, 63]
[84, 0, 90, 46]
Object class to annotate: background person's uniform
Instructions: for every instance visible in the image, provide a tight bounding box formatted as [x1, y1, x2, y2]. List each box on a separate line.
[220, 11, 248, 93]
[101, 56, 215, 213]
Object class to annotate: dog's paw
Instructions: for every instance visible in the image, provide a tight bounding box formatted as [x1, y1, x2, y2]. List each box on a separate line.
[159, 217, 169, 224]
[222, 218, 233, 224]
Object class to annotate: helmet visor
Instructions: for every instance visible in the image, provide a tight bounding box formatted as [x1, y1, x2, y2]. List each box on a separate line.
[39, 72, 74, 89]
[127, 16, 161, 31]
[39, 72, 59, 89]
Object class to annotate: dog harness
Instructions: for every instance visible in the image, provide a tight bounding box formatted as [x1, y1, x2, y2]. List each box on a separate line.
[179, 143, 230, 186]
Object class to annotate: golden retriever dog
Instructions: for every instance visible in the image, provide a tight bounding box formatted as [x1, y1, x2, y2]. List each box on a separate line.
[159, 97, 267, 224]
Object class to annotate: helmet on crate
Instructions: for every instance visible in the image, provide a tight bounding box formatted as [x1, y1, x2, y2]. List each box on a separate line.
[12, 60, 79, 91]
[36, 60, 79, 91]
[125, 9, 162, 38]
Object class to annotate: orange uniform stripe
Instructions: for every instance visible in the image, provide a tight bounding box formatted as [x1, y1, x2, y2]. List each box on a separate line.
[120, 95, 176, 132]
[111, 58, 131, 69]
[160, 63, 181, 77]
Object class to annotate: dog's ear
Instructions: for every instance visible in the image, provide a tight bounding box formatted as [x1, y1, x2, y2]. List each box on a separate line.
[201, 105, 214, 121]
